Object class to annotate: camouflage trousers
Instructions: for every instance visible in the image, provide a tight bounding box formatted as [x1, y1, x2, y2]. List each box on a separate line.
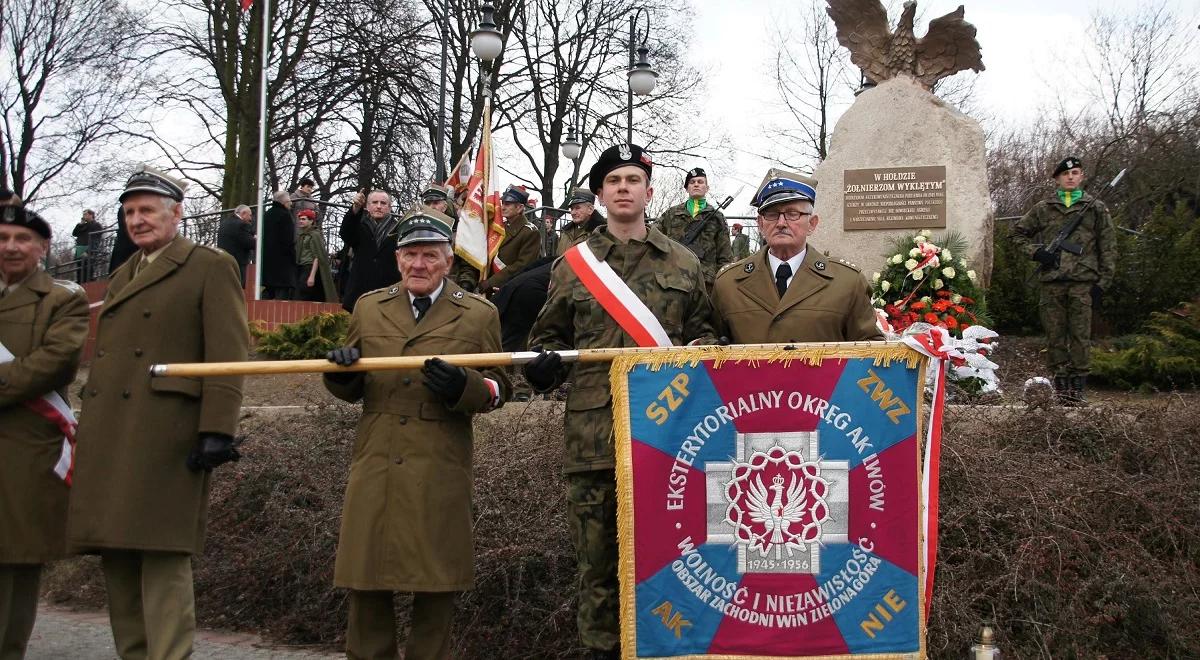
[566, 469, 619, 651]
[1038, 282, 1094, 376]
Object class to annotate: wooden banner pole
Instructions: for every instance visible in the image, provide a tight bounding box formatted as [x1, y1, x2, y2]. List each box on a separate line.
[149, 341, 899, 378]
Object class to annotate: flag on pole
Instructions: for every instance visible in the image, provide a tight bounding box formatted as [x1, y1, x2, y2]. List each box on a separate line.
[453, 100, 506, 278]
[444, 151, 472, 202]
[240, 0, 253, 11]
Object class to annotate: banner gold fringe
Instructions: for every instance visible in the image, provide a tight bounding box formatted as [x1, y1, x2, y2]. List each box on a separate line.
[610, 345, 929, 660]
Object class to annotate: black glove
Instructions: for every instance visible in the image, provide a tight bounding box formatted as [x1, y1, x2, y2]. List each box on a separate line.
[717, 336, 732, 346]
[1091, 285, 1103, 307]
[422, 357, 468, 404]
[1032, 247, 1057, 269]
[523, 347, 564, 393]
[186, 433, 241, 472]
[326, 346, 360, 384]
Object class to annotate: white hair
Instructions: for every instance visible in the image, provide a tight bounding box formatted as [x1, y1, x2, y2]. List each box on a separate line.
[235, 204, 250, 215]
[272, 190, 290, 204]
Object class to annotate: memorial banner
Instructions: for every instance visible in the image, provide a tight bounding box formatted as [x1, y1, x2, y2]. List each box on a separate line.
[612, 347, 928, 659]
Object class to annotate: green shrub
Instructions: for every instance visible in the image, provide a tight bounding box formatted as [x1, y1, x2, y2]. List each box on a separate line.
[1092, 303, 1200, 390]
[250, 312, 351, 360]
[986, 220, 1042, 336]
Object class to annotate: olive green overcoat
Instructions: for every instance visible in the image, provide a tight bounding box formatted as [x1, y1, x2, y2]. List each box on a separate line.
[323, 279, 509, 592]
[68, 238, 248, 555]
[0, 271, 89, 564]
[711, 247, 883, 343]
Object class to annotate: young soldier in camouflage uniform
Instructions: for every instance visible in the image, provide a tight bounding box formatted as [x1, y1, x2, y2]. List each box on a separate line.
[525, 145, 715, 658]
[654, 167, 733, 290]
[1013, 156, 1116, 404]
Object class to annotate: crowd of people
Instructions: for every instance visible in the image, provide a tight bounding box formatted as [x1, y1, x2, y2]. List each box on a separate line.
[0, 146, 1111, 659]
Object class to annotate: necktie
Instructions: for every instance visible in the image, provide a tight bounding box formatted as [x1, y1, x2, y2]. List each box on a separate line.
[413, 296, 432, 322]
[775, 262, 792, 299]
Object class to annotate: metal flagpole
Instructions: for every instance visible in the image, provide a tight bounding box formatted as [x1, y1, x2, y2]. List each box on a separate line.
[252, 0, 272, 301]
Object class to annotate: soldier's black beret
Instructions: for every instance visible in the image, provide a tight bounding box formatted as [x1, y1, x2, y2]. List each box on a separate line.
[1053, 157, 1082, 178]
[588, 143, 653, 193]
[684, 167, 706, 188]
[0, 205, 51, 240]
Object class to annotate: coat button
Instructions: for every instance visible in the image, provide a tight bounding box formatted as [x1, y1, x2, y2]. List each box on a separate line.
[398, 416, 407, 425]
[143, 309, 152, 318]
[89, 388, 98, 396]
[134, 348, 143, 356]
[402, 377, 412, 385]
[393, 457, 404, 465]
[122, 390, 131, 399]
[97, 349, 105, 357]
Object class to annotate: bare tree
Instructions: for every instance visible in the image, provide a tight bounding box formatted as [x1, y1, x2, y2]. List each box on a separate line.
[0, 0, 149, 202]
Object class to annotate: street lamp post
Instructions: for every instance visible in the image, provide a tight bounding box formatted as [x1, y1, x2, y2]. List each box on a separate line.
[625, 8, 657, 144]
[434, 2, 450, 181]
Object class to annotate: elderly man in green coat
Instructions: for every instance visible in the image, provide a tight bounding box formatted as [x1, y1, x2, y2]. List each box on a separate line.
[324, 206, 510, 660]
[1, 205, 89, 660]
[68, 166, 249, 660]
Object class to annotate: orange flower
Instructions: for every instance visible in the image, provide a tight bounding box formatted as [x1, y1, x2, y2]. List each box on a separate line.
[910, 301, 926, 311]
[952, 304, 965, 313]
[924, 312, 940, 325]
[944, 316, 959, 329]
[932, 300, 951, 312]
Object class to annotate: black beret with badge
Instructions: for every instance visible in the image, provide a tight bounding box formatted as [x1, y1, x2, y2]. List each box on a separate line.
[588, 143, 653, 193]
[395, 205, 454, 248]
[684, 167, 706, 188]
[120, 164, 189, 203]
[566, 187, 596, 207]
[0, 205, 51, 240]
[1052, 156, 1082, 178]
[751, 167, 818, 211]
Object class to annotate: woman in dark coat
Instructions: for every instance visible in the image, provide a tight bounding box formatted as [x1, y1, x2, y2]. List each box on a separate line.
[261, 191, 297, 299]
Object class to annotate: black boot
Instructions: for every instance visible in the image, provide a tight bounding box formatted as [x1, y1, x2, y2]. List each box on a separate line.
[1069, 375, 1088, 406]
[1053, 375, 1071, 405]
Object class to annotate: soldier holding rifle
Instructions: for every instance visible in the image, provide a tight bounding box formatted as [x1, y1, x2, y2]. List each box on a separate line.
[525, 144, 715, 659]
[1013, 156, 1117, 404]
[323, 206, 509, 660]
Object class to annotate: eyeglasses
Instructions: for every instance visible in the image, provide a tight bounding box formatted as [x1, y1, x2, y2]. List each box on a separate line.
[759, 209, 812, 223]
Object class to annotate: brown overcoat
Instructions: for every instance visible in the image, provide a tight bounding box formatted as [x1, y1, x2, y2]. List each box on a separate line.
[479, 218, 541, 292]
[323, 279, 509, 592]
[710, 247, 882, 343]
[68, 238, 248, 555]
[0, 271, 89, 564]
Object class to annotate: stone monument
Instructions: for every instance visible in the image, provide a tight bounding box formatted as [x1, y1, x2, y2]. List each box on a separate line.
[813, 0, 992, 280]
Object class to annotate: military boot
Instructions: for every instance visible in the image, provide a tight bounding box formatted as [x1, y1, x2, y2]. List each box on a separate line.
[1053, 375, 1072, 405]
[1069, 375, 1088, 406]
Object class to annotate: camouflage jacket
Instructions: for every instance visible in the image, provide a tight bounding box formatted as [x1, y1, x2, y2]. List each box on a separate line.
[731, 233, 751, 260]
[1012, 191, 1117, 289]
[528, 227, 715, 473]
[655, 201, 733, 285]
[556, 210, 606, 257]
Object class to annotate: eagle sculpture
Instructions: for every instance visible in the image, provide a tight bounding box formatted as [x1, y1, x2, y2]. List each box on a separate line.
[827, 0, 985, 89]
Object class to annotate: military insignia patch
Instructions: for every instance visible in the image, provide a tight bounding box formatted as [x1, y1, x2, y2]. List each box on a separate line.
[388, 286, 399, 295]
[744, 263, 755, 273]
[452, 290, 464, 299]
[815, 261, 826, 271]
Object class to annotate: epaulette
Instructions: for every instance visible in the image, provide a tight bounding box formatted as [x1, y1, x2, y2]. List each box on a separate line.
[717, 256, 753, 279]
[200, 244, 226, 254]
[831, 257, 861, 272]
[52, 279, 85, 294]
[465, 291, 497, 311]
[525, 221, 539, 232]
[364, 285, 400, 299]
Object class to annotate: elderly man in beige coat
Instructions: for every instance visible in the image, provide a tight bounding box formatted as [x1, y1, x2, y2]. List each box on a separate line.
[68, 166, 249, 660]
[0, 205, 89, 660]
[323, 206, 510, 660]
[711, 169, 882, 344]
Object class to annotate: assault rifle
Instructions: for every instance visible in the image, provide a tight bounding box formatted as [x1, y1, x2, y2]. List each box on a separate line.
[1038, 168, 1126, 272]
[680, 193, 737, 260]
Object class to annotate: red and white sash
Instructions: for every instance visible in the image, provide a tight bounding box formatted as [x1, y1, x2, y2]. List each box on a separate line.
[0, 339, 78, 485]
[562, 243, 672, 348]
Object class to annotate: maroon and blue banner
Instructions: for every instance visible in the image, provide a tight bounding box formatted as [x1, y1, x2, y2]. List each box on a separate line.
[612, 348, 927, 659]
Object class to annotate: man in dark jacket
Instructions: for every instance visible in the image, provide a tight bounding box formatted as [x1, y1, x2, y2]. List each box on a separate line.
[261, 191, 297, 299]
[217, 205, 256, 287]
[108, 206, 138, 275]
[339, 189, 400, 311]
[71, 209, 104, 283]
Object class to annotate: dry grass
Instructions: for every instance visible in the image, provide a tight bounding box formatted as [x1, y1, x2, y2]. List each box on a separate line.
[44, 394, 1200, 659]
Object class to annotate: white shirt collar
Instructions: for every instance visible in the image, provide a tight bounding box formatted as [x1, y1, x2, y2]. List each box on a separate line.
[766, 247, 807, 286]
[408, 279, 445, 310]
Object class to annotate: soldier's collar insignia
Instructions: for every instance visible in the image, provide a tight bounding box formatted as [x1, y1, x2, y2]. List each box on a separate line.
[815, 261, 826, 271]
[452, 290, 464, 299]
[744, 262, 755, 273]
[388, 286, 399, 295]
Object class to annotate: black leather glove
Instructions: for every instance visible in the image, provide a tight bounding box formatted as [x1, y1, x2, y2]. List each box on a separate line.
[422, 357, 467, 404]
[1091, 284, 1103, 307]
[717, 336, 732, 346]
[1032, 247, 1057, 268]
[326, 346, 360, 384]
[523, 347, 564, 393]
[186, 433, 241, 472]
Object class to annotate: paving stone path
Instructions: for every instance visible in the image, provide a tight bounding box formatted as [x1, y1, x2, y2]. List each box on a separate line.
[27, 607, 339, 659]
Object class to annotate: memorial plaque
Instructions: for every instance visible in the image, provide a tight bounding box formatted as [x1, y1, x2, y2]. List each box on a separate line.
[843, 165, 946, 231]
